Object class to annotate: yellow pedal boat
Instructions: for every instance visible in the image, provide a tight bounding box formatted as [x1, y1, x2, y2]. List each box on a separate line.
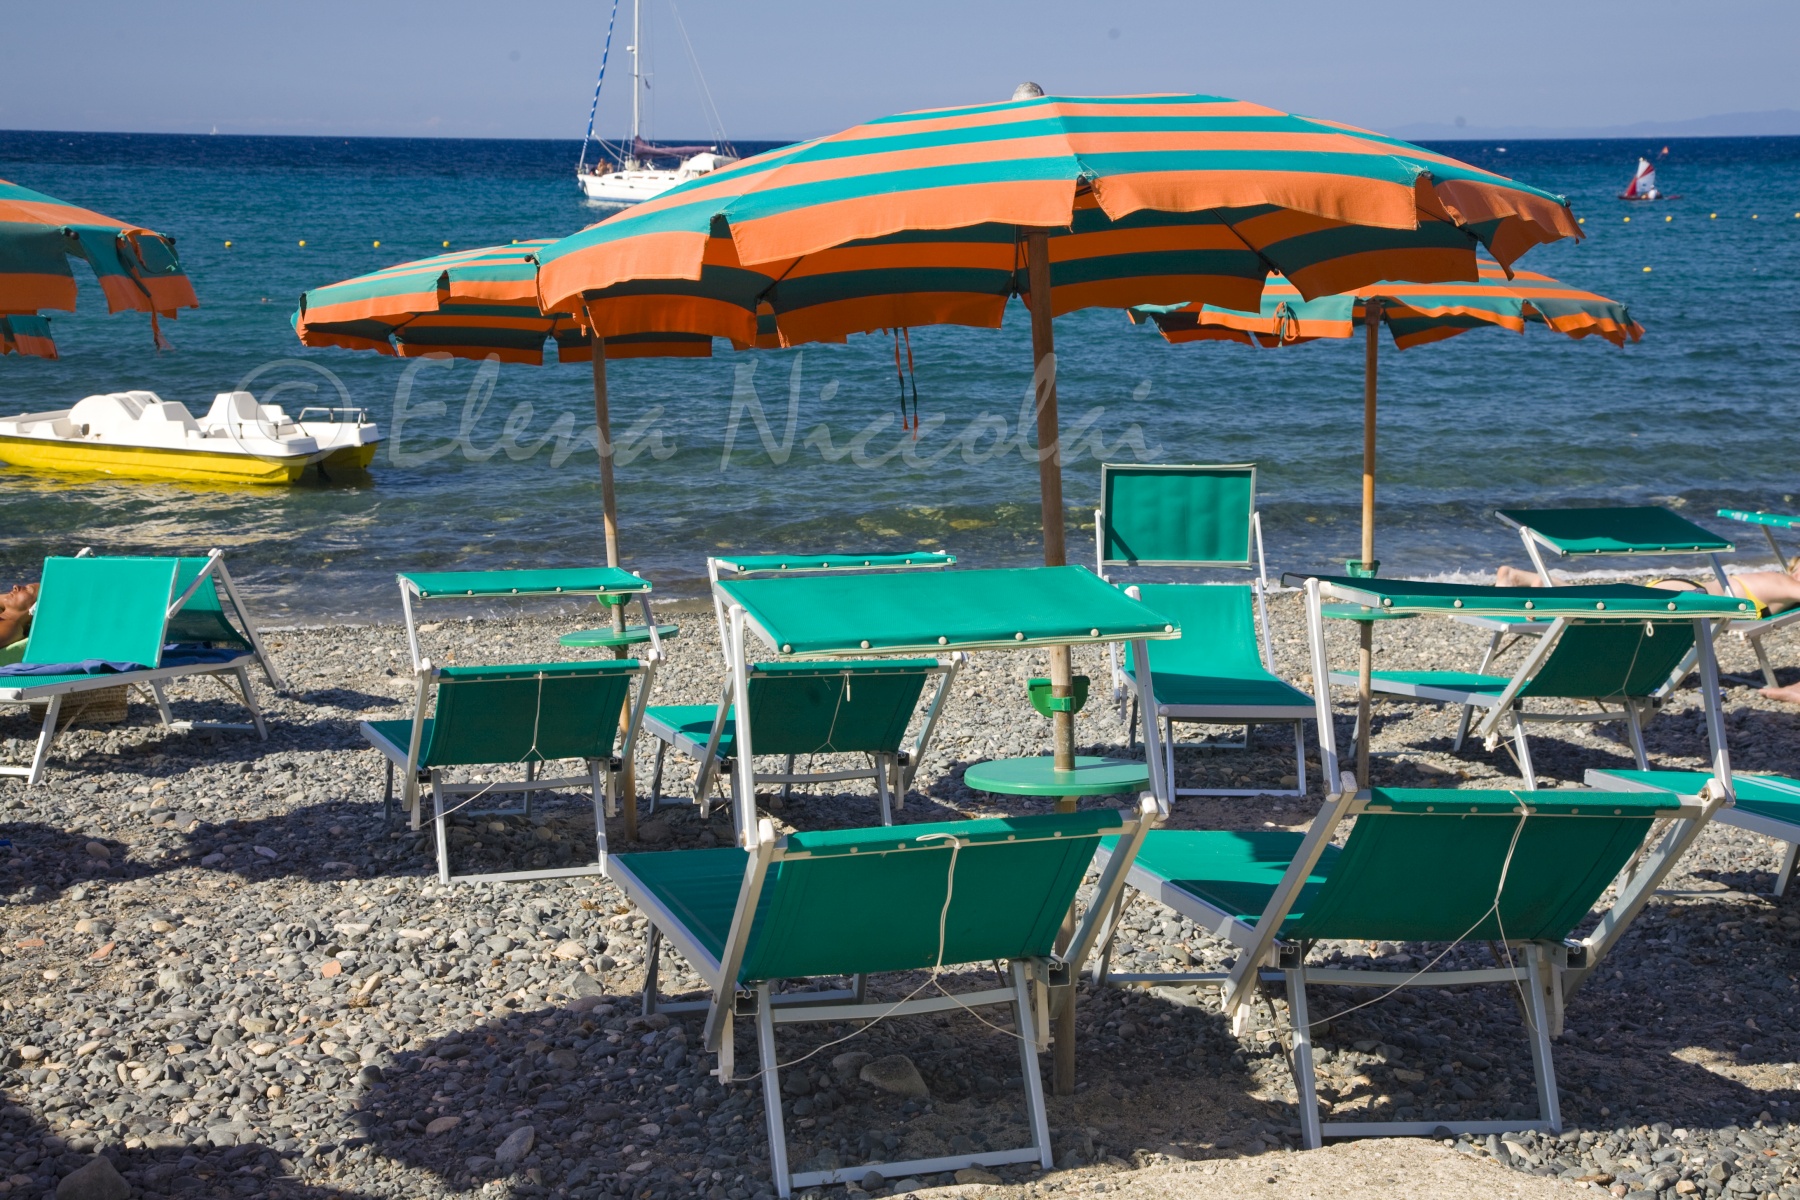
[0, 390, 382, 485]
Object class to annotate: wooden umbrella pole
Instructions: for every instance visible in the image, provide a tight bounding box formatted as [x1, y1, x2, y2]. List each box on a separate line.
[1356, 300, 1383, 788]
[1025, 228, 1079, 1097]
[592, 332, 637, 840]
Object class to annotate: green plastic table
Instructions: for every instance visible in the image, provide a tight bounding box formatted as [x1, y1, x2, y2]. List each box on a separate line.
[1322, 603, 1416, 622]
[963, 755, 1150, 798]
[559, 623, 680, 650]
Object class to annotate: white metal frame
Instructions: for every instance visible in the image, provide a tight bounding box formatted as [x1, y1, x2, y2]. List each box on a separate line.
[610, 795, 1160, 1198]
[1094, 462, 1311, 798]
[1085, 576, 1733, 1147]
[1586, 767, 1800, 897]
[0, 549, 274, 787]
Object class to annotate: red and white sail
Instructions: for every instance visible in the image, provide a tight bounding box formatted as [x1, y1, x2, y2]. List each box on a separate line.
[1620, 158, 1659, 200]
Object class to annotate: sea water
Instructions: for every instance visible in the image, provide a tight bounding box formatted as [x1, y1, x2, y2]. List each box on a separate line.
[2, 131, 1797, 621]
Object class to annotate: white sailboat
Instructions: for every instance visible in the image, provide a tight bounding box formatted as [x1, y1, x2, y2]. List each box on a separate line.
[575, 0, 735, 205]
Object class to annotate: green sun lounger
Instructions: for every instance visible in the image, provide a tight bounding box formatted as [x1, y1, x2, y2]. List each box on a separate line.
[1095, 463, 1312, 797]
[0, 552, 281, 787]
[1320, 575, 1755, 788]
[1586, 767, 1800, 896]
[643, 553, 961, 824]
[360, 658, 651, 884]
[1086, 576, 1738, 1147]
[1714, 510, 1800, 686]
[610, 800, 1158, 1197]
[1469, 505, 1740, 686]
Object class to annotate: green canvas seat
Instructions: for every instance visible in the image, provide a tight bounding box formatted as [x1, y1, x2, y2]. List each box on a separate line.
[1, 551, 280, 787]
[642, 659, 949, 828]
[608, 802, 1157, 1198]
[1096, 463, 1314, 798]
[1586, 767, 1800, 896]
[1091, 784, 1718, 1146]
[359, 659, 651, 884]
[1336, 607, 1699, 789]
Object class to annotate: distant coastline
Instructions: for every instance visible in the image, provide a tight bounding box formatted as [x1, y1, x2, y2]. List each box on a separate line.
[1389, 108, 1800, 141]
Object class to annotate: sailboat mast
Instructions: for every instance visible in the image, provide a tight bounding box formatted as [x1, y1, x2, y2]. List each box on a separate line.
[629, 0, 641, 169]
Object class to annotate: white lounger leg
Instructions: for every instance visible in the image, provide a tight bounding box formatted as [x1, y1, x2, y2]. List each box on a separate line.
[431, 770, 451, 885]
[649, 741, 668, 809]
[1012, 960, 1055, 1169]
[1510, 717, 1539, 790]
[1285, 966, 1324, 1150]
[1623, 702, 1650, 770]
[754, 985, 794, 1198]
[1291, 721, 1308, 797]
[1525, 948, 1563, 1133]
[1775, 840, 1799, 898]
[874, 755, 894, 826]
[24, 696, 62, 788]
[234, 666, 267, 739]
[147, 681, 176, 726]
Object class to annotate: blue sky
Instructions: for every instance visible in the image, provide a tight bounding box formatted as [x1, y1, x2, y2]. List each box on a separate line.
[2, 0, 1795, 141]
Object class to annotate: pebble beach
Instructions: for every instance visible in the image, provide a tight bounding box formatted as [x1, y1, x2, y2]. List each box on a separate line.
[2, 589, 1798, 1200]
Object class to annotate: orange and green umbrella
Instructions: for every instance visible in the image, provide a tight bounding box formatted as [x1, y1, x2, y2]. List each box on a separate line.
[1132, 259, 1642, 782]
[295, 240, 717, 573]
[0, 176, 199, 359]
[532, 88, 1586, 795]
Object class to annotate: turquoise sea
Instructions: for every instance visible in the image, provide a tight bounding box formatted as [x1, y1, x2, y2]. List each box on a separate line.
[2, 131, 1798, 620]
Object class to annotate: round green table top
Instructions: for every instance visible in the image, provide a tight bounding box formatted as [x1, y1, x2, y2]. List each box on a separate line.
[963, 755, 1150, 797]
[1322, 603, 1417, 622]
[559, 623, 681, 649]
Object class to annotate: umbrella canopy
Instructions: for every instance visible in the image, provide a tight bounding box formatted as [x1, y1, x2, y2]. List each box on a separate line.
[1132, 259, 1641, 785]
[536, 92, 1582, 348]
[294, 240, 711, 363]
[0, 176, 199, 359]
[1133, 258, 1643, 349]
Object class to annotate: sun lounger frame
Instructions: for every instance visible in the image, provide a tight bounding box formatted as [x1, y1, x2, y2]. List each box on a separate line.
[1087, 576, 1735, 1147]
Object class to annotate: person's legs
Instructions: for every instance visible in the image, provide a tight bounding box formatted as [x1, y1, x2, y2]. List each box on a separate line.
[1495, 564, 1545, 587]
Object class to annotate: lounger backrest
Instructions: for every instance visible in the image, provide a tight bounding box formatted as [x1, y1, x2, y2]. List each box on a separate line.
[421, 661, 638, 768]
[1123, 584, 1263, 677]
[1499, 506, 1733, 555]
[1518, 620, 1694, 700]
[163, 558, 251, 649]
[739, 810, 1124, 981]
[1100, 464, 1256, 569]
[1286, 788, 1682, 943]
[743, 659, 935, 755]
[24, 557, 176, 668]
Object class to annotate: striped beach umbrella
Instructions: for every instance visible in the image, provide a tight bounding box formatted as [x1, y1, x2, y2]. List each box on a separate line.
[295, 240, 713, 572]
[1132, 260, 1642, 782]
[533, 88, 1586, 818]
[0, 176, 199, 359]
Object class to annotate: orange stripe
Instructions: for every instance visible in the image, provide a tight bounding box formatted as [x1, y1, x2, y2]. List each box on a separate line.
[298, 328, 397, 355]
[731, 178, 1074, 264]
[773, 292, 1007, 345]
[1284, 247, 1476, 301]
[1092, 169, 1422, 231]
[581, 295, 757, 344]
[538, 230, 716, 314]
[779, 239, 1015, 278]
[0, 274, 78, 313]
[300, 287, 444, 327]
[1048, 222, 1251, 262]
[604, 338, 714, 360]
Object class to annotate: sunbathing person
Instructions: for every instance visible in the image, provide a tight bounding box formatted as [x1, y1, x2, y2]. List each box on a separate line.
[0, 582, 38, 646]
[1494, 562, 1800, 703]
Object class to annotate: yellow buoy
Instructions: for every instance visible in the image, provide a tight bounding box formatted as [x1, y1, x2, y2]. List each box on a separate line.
[1623, 216, 1631, 223]
[1753, 214, 1760, 220]
[442, 240, 450, 247]
[223, 240, 232, 248]
[1643, 266, 1652, 272]
[298, 240, 307, 247]
[1577, 217, 1585, 225]
[373, 240, 381, 248]
[1710, 213, 1718, 219]
[1664, 215, 1672, 222]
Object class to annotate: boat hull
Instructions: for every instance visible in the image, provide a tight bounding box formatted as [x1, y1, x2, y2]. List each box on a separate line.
[321, 442, 379, 471]
[0, 435, 309, 485]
